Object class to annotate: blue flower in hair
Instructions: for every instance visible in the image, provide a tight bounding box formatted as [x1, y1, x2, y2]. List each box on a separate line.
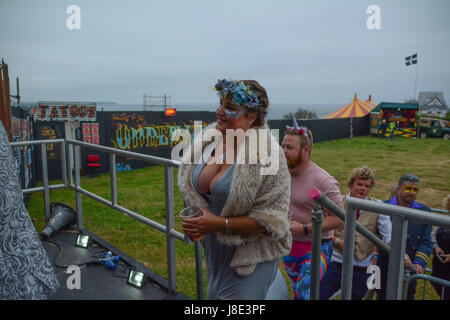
[215, 79, 261, 108]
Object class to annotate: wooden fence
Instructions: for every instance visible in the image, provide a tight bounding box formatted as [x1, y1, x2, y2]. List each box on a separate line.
[0, 60, 12, 141]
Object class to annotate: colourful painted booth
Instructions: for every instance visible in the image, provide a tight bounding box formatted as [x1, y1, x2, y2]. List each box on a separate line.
[369, 102, 419, 138]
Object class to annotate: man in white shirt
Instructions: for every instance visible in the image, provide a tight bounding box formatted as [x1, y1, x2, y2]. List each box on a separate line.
[319, 166, 392, 300]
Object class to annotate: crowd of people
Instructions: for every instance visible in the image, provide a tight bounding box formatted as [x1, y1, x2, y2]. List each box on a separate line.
[0, 78, 447, 301]
[179, 79, 450, 300]
[378, 118, 398, 141]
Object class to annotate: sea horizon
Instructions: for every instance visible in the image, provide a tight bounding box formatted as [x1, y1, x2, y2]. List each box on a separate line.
[96, 102, 343, 119]
[15, 101, 346, 119]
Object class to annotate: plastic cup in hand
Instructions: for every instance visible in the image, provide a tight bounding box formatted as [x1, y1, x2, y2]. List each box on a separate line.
[180, 206, 204, 240]
[179, 206, 202, 219]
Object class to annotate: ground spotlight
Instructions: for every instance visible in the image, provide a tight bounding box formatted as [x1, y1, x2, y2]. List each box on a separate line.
[127, 270, 146, 289]
[75, 234, 90, 248]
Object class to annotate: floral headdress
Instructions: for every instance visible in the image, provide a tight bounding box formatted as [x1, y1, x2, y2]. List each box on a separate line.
[215, 79, 261, 108]
[286, 114, 311, 145]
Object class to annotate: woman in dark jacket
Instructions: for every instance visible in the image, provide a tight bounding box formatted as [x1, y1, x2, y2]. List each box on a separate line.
[431, 195, 450, 300]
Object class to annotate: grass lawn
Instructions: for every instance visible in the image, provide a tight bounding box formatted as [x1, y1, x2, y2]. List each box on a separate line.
[26, 135, 449, 299]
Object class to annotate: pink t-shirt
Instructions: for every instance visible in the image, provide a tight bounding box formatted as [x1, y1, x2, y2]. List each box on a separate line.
[290, 162, 342, 242]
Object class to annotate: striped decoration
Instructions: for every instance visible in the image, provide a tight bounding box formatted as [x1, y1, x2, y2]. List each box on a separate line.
[323, 94, 377, 119]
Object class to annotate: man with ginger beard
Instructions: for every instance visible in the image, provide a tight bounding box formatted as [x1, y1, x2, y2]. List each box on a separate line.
[281, 124, 344, 300]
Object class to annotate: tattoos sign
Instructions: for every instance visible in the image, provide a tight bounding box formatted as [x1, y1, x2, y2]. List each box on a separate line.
[33, 102, 96, 122]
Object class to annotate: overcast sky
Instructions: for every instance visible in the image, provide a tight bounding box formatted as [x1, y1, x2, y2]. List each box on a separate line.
[1, 0, 449, 106]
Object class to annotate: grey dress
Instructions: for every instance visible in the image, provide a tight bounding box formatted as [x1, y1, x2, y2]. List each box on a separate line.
[192, 150, 279, 300]
[0, 121, 59, 299]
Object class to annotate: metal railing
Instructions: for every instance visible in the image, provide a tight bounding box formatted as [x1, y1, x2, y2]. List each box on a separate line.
[308, 188, 450, 300]
[11, 139, 67, 220]
[12, 139, 449, 301]
[11, 139, 204, 299]
[405, 267, 449, 300]
[327, 267, 450, 300]
[431, 208, 449, 214]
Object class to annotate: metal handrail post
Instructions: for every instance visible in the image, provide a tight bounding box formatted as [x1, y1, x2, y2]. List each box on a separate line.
[60, 140, 68, 186]
[74, 144, 83, 229]
[402, 269, 411, 300]
[341, 198, 357, 300]
[422, 278, 427, 300]
[310, 188, 391, 255]
[310, 190, 426, 280]
[386, 215, 408, 300]
[109, 153, 117, 205]
[40, 143, 51, 220]
[309, 189, 420, 299]
[164, 165, 177, 294]
[68, 141, 74, 187]
[310, 204, 324, 300]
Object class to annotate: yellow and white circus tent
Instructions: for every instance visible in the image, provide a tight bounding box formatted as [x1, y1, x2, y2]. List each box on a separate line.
[323, 94, 377, 119]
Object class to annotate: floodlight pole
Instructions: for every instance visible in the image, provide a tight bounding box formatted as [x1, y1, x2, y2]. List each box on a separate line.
[413, 63, 418, 100]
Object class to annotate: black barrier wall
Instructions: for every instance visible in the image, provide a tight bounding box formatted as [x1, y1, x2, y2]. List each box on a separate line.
[32, 112, 370, 181]
[98, 111, 217, 172]
[33, 121, 65, 181]
[268, 115, 370, 143]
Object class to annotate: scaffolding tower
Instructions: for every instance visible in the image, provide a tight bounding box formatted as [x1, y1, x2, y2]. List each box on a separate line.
[143, 94, 171, 111]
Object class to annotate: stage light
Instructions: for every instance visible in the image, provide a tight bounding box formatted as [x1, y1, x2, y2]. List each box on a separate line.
[75, 234, 90, 248]
[127, 270, 146, 288]
[164, 108, 176, 116]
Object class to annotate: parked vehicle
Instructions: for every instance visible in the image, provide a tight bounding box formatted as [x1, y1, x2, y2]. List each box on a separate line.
[417, 117, 450, 140]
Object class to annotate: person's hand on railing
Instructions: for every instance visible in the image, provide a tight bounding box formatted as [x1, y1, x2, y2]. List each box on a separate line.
[433, 246, 450, 264]
[332, 236, 344, 250]
[442, 254, 450, 264]
[413, 263, 425, 274]
[404, 254, 412, 268]
[434, 246, 444, 256]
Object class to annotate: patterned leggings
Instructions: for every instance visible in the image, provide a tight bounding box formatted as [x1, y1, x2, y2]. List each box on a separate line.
[283, 240, 333, 300]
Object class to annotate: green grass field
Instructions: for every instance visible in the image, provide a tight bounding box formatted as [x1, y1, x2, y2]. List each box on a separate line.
[26, 135, 449, 299]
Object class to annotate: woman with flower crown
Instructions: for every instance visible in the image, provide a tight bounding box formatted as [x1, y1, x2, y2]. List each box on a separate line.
[177, 79, 292, 299]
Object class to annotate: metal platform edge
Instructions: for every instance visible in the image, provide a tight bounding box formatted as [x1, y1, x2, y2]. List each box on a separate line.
[78, 228, 190, 300]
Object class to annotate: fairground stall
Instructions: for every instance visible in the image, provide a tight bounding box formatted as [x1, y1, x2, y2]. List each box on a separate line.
[369, 102, 419, 138]
[32, 101, 98, 181]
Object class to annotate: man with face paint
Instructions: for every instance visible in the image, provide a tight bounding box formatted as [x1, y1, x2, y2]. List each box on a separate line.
[281, 119, 344, 300]
[376, 174, 433, 300]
